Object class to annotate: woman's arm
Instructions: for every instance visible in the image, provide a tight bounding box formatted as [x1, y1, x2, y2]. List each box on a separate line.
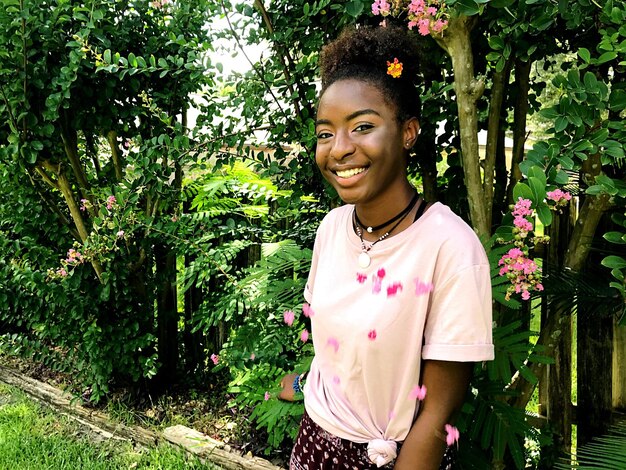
[394, 360, 473, 470]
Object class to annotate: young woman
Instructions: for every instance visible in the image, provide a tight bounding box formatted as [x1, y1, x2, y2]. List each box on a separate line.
[280, 25, 494, 469]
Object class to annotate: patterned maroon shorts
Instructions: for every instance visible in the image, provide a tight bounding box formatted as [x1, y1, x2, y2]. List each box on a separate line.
[289, 411, 456, 469]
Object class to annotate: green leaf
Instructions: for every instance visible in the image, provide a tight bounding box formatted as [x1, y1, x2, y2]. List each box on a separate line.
[604, 232, 626, 244]
[344, 0, 364, 17]
[554, 116, 568, 133]
[578, 47, 591, 63]
[488, 36, 505, 51]
[609, 90, 626, 111]
[596, 51, 618, 64]
[103, 49, 111, 64]
[528, 176, 546, 205]
[601, 256, 626, 269]
[513, 182, 534, 202]
[537, 204, 553, 227]
[555, 170, 570, 185]
[528, 166, 547, 186]
[454, 0, 481, 16]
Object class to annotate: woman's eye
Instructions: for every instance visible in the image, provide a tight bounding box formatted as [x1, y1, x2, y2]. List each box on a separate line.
[316, 131, 332, 139]
[354, 124, 373, 132]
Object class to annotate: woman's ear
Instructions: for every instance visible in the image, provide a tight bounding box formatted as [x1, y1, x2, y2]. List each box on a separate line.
[403, 117, 420, 149]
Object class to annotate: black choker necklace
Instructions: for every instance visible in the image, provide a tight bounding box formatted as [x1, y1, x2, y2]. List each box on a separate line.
[353, 193, 420, 268]
[355, 192, 419, 234]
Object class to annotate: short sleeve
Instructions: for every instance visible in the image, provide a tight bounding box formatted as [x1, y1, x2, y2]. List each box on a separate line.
[422, 264, 494, 362]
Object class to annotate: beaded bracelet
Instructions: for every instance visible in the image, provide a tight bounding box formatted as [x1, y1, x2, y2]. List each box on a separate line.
[292, 373, 306, 393]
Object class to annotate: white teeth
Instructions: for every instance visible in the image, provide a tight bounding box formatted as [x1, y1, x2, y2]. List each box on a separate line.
[336, 167, 366, 178]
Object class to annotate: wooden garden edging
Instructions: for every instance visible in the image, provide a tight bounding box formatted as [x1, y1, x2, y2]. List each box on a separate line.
[0, 365, 283, 470]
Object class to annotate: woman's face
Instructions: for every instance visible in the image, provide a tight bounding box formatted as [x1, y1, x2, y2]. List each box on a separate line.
[314, 79, 418, 208]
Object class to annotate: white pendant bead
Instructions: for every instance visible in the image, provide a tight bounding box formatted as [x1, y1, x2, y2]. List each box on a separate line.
[358, 252, 371, 268]
[367, 227, 373, 233]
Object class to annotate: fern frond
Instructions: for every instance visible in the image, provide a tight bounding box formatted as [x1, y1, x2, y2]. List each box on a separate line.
[554, 421, 626, 469]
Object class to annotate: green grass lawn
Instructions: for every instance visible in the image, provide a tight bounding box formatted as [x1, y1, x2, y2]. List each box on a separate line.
[0, 384, 217, 469]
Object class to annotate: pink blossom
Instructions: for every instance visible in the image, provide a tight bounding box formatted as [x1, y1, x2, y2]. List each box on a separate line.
[445, 424, 460, 446]
[418, 18, 431, 36]
[66, 249, 84, 265]
[514, 215, 533, 232]
[327, 337, 340, 353]
[283, 310, 295, 326]
[371, 0, 390, 16]
[414, 278, 434, 296]
[521, 290, 531, 300]
[432, 19, 448, 33]
[302, 303, 314, 317]
[387, 282, 403, 297]
[377, 268, 386, 279]
[535, 283, 544, 291]
[80, 199, 88, 211]
[300, 329, 309, 342]
[513, 198, 533, 217]
[409, 384, 427, 401]
[57, 268, 68, 277]
[546, 189, 572, 203]
[427, 6, 437, 15]
[106, 195, 117, 210]
[116, 230, 125, 238]
[408, 0, 426, 14]
[210, 353, 219, 365]
[264, 391, 270, 401]
[250, 353, 256, 360]
[368, 329, 377, 341]
[356, 273, 367, 283]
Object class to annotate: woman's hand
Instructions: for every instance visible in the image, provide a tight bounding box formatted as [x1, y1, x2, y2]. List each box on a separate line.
[278, 373, 300, 401]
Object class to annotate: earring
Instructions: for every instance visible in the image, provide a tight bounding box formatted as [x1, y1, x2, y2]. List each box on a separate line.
[405, 140, 412, 148]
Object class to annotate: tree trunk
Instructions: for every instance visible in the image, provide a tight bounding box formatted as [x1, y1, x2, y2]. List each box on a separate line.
[484, 60, 511, 228]
[436, 16, 489, 237]
[506, 59, 531, 206]
[155, 242, 179, 387]
[577, 308, 613, 447]
[183, 251, 204, 378]
[613, 318, 626, 411]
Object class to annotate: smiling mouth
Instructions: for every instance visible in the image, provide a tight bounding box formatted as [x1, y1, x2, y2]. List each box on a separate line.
[335, 167, 367, 178]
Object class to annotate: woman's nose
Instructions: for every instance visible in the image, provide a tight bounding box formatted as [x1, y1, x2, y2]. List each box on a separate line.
[329, 131, 355, 160]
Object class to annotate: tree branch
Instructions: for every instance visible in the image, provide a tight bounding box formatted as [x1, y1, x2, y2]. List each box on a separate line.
[506, 59, 532, 206]
[107, 130, 124, 181]
[436, 16, 489, 237]
[219, 0, 287, 119]
[484, 59, 512, 225]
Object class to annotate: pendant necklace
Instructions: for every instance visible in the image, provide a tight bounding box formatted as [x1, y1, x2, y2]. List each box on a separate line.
[354, 194, 419, 268]
[355, 193, 419, 233]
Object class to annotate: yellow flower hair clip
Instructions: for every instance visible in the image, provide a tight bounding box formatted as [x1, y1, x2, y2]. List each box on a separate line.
[386, 57, 403, 78]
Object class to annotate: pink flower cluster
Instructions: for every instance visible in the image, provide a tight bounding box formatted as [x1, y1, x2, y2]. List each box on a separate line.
[498, 247, 543, 300]
[512, 197, 534, 236]
[372, 0, 391, 15]
[65, 248, 84, 266]
[546, 189, 572, 208]
[407, 0, 448, 35]
[371, 0, 448, 35]
[106, 195, 117, 210]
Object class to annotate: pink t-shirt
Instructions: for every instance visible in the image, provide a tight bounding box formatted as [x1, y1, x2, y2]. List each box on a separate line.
[302, 202, 493, 465]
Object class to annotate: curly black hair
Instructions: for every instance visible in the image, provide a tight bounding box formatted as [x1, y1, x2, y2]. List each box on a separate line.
[318, 25, 423, 122]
